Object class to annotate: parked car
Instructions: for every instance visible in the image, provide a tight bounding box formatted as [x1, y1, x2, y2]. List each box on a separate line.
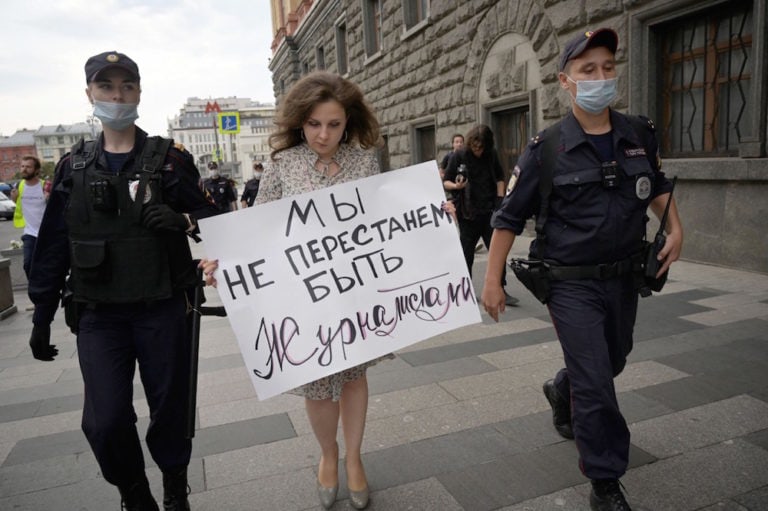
[0, 191, 15, 220]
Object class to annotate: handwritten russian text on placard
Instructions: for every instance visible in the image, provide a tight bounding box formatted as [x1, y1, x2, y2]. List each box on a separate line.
[199, 161, 481, 400]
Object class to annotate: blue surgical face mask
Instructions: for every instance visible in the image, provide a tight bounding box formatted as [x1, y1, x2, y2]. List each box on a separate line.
[567, 76, 617, 114]
[93, 100, 139, 131]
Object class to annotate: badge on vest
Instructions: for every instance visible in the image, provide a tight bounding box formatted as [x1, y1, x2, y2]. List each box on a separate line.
[128, 180, 152, 203]
[636, 176, 651, 200]
[625, 147, 647, 158]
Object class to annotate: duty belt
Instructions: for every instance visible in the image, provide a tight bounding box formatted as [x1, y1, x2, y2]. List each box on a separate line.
[548, 256, 637, 281]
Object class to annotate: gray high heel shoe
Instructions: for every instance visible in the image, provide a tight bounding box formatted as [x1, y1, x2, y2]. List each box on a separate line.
[349, 486, 369, 510]
[317, 480, 338, 509]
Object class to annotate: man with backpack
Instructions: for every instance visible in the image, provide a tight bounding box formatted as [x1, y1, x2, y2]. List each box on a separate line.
[481, 28, 683, 511]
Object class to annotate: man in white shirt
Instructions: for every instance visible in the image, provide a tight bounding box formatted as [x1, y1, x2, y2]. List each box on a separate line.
[11, 155, 48, 280]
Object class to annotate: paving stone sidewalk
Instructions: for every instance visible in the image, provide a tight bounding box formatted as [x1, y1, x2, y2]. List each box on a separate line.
[1, 236, 767, 510]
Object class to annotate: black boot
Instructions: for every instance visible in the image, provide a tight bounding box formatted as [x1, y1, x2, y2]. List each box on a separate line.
[590, 479, 632, 511]
[119, 478, 159, 511]
[542, 379, 574, 439]
[162, 467, 191, 511]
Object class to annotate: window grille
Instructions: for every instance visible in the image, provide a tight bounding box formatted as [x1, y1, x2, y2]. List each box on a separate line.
[657, 1, 753, 156]
[492, 107, 529, 184]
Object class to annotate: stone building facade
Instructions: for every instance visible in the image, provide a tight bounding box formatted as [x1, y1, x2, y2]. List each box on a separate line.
[268, 0, 768, 273]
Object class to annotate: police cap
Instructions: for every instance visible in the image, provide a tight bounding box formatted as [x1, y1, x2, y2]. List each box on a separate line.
[85, 51, 140, 84]
[559, 28, 618, 72]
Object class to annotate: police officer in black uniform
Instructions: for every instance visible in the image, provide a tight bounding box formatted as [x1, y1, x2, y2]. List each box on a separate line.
[201, 161, 237, 212]
[240, 161, 263, 208]
[27, 51, 219, 511]
[481, 29, 683, 511]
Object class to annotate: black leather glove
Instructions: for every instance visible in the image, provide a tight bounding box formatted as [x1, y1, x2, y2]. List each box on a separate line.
[29, 324, 58, 361]
[142, 204, 188, 231]
[494, 196, 503, 210]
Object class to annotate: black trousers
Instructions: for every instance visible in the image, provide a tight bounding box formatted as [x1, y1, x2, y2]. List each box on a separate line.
[77, 294, 192, 488]
[547, 274, 637, 480]
[458, 211, 506, 285]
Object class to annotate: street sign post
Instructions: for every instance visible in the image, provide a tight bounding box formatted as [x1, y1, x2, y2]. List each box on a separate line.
[218, 112, 240, 134]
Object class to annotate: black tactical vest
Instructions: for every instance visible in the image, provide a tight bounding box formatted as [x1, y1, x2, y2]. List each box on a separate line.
[66, 137, 191, 303]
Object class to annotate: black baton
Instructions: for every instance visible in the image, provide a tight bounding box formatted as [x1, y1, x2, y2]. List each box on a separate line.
[185, 267, 204, 439]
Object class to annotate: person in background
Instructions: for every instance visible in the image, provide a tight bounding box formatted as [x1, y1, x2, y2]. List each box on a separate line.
[438, 133, 464, 181]
[240, 161, 263, 208]
[27, 50, 219, 511]
[11, 155, 48, 280]
[482, 28, 683, 511]
[443, 125, 519, 306]
[200, 161, 237, 212]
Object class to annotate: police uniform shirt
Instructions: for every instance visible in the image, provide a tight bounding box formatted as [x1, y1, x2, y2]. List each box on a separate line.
[241, 178, 260, 207]
[28, 128, 219, 324]
[203, 176, 238, 211]
[492, 110, 673, 266]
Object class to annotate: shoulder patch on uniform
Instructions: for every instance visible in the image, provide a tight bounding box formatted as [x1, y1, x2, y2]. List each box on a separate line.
[166, 150, 194, 171]
[637, 115, 656, 131]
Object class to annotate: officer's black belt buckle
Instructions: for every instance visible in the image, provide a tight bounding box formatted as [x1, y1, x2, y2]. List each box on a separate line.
[549, 257, 634, 281]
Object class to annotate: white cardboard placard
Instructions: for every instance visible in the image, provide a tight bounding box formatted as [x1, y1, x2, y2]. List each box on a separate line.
[199, 161, 481, 400]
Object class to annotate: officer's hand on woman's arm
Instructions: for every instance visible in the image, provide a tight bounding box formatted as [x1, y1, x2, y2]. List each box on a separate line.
[198, 259, 219, 288]
[481, 229, 517, 322]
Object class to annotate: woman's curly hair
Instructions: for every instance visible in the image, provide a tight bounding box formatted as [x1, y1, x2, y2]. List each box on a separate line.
[269, 71, 380, 159]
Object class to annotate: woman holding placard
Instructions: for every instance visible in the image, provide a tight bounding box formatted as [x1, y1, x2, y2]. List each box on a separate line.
[200, 71, 387, 510]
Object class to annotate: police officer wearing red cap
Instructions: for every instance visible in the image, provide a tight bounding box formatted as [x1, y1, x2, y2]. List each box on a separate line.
[27, 51, 218, 511]
[482, 29, 683, 510]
